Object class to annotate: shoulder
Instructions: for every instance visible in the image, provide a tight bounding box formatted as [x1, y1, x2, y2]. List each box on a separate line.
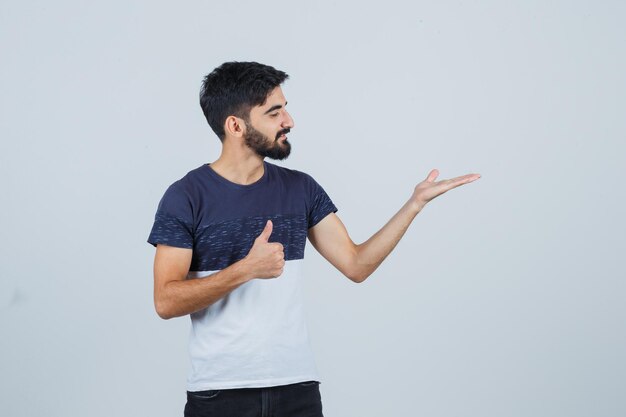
[165, 164, 207, 196]
[156, 164, 208, 212]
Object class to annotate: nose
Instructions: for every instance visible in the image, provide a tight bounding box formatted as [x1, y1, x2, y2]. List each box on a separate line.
[283, 110, 295, 129]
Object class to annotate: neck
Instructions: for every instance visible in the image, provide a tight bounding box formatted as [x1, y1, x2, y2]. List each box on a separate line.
[209, 147, 265, 186]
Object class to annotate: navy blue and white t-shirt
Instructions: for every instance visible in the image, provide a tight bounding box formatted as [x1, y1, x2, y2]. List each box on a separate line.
[147, 160, 337, 391]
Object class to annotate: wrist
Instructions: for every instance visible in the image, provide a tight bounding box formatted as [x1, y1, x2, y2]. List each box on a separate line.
[408, 197, 425, 214]
[235, 256, 254, 284]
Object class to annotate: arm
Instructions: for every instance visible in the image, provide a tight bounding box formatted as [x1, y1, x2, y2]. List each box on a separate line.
[154, 220, 284, 320]
[307, 169, 481, 283]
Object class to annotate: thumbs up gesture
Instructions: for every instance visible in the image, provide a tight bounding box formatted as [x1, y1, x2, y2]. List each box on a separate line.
[243, 220, 285, 279]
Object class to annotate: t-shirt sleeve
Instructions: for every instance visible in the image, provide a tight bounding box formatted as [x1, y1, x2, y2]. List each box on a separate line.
[305, 173, 338, 229]
[147, 182, 194, 249]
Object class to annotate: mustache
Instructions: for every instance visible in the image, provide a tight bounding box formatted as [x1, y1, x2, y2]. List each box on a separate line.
[275, 128, 290, 139]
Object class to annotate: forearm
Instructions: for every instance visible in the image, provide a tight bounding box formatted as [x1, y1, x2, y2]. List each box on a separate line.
[158, 258, 252, 319]
[353, 199, 423, 282]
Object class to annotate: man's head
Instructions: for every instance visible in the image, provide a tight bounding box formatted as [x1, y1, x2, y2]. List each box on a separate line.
[200, 61, 294, 160]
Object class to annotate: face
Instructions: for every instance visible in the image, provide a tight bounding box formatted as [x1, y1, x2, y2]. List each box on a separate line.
[243, 86, 295, 160]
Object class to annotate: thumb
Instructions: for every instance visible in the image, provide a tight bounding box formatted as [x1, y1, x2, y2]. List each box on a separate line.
[257, 219, 273, 242]
[426, 169, 439, 182]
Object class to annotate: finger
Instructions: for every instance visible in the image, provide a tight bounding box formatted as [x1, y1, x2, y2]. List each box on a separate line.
[438, 175, 480, 192]
[455, 173, 481, 184]
[258, 220, 273, 242]
[464, 174, 481, 184]
[425, 169, 439, 182]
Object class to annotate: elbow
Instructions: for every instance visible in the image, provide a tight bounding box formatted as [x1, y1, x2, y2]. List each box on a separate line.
[346, 268, 368, 284]
[345, 247, 368, 283]
[155, 299, 174, 320]
[155, 283, 178, 320]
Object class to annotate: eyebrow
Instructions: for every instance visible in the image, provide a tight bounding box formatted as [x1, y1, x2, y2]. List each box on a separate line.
[263, 101, 288, 115]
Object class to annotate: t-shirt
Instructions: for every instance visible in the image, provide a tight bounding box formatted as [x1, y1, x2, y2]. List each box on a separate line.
[147, 160, 338, 391]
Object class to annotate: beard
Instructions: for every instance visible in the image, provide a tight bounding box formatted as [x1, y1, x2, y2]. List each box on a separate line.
[243, 120, 291, 160]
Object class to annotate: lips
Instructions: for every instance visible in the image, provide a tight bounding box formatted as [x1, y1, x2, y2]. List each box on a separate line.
[276, 129, 290, 140]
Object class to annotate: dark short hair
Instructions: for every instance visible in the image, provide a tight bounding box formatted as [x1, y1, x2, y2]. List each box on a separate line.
[199, 61, 289, 141]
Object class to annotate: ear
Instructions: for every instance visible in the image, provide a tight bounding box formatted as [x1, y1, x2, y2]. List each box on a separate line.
[224, 115, 245, 138]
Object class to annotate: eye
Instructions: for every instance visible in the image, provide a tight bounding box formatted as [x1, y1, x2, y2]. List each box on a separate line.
[270, 113, 279, 117]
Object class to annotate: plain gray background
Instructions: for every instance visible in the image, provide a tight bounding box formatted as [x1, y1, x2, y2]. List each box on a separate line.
[1, 0, 625, 416]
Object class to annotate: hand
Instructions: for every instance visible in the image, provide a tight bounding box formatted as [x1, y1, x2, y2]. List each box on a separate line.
[410, 169, 481, 210]
[243, 220, 285, 279]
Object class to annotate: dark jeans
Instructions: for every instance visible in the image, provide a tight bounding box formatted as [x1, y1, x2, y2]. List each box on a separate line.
[184, 380, 324, 417]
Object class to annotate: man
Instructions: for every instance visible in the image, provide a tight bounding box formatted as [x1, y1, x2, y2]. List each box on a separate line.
[147, 61, 480, 417]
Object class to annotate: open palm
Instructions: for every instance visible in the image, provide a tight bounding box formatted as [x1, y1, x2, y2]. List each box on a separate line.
[411, 169, 481, 209]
